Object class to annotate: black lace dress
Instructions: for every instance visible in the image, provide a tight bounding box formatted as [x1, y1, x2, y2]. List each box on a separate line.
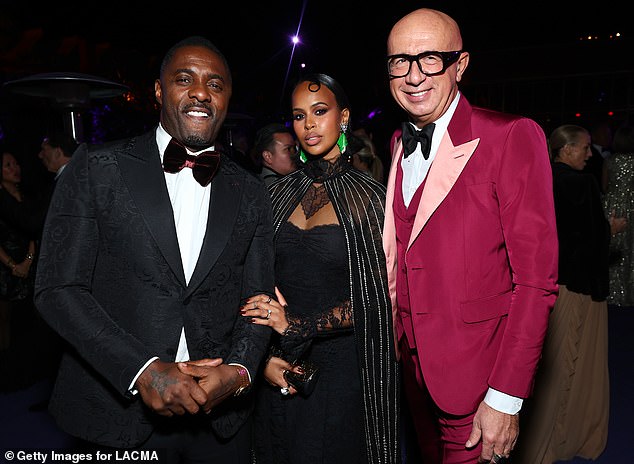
[252, 156, 400, 464]
[252, 221, 365, 463]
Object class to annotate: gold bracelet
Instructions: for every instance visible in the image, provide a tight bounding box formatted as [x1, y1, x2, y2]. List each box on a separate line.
[233, 365, 251, 396]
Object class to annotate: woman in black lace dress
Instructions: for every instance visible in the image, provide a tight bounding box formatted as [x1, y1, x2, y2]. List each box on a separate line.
[242, 73, 399, 464]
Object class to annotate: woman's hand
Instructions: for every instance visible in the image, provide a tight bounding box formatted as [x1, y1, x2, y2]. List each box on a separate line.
[609, 210, 627, 235]
[12, 259, 30, 279]
[241, 287, 289, 334]
[264, 356, 299, 396]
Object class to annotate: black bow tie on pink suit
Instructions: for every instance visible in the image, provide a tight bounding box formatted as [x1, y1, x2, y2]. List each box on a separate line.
[162, 138, 221, 187]
[401, 122, 436, 159]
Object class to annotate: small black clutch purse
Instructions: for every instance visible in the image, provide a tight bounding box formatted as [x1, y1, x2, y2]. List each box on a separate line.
[283, 359, 320, 397]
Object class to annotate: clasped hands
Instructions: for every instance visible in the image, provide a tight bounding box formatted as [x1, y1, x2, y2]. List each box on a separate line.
[136, 357, 241, 417]
[137, 287, 295, 415]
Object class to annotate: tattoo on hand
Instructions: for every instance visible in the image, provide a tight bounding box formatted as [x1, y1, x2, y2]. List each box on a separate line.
[151, 370, 178, 395]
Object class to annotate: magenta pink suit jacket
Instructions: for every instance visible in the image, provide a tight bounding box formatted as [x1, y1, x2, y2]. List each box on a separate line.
[383, 95, 559, 416]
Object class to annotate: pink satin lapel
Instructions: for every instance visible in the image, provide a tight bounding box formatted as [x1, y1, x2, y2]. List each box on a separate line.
[383, 134, 479, 354]
[408, 133, 479, 249]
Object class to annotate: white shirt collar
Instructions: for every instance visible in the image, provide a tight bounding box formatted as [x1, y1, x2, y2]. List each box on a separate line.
[55, 163, 68, 180]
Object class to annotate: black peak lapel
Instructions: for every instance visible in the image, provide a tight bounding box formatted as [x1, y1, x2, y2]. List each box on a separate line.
[118, 131, 186, 285]
[186, 160, 243, 295]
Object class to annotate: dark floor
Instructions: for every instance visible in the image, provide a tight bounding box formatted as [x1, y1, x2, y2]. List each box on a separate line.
[1, 304, 632, 463]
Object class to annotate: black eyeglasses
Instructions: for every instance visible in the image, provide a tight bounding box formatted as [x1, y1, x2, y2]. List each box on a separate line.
[386, 50, 463, 78]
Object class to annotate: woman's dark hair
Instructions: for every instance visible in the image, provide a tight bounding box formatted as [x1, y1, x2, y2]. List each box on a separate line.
[612, 124, 634, 153]
[293, 73, 350, 114]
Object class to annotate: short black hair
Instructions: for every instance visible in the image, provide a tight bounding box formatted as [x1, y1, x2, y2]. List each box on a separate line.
[43, 131, 79, 157]
[160, 35, 232, 84]
[253, 123, 293, 155]
[250, 122, 294, 168]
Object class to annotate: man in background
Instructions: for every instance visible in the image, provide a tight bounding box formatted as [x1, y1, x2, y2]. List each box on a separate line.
[251, 122, 298, 186]
[38, 131, 78, 180]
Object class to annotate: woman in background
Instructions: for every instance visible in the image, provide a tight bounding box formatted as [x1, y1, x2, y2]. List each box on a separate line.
[516, 124, 623, 464]
[603, 124, 634, 307]
[0, 150, 36, 351]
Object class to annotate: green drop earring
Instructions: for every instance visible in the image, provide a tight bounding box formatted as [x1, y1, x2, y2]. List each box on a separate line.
[337, 122, 348, 154]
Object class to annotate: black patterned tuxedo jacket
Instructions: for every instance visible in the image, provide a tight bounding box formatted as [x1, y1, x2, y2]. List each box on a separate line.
[34, 128, 275, 448]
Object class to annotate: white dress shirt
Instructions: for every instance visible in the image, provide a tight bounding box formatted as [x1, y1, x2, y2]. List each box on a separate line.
[157, 124, 211, 362]
[129, 125, 249, 392]
[399, 92, 522, 415]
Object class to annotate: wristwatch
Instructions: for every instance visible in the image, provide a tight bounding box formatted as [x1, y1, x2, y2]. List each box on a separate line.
[233, 365, 250, 396]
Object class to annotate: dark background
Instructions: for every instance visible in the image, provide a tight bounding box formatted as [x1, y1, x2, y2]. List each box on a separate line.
[0, 1, 632, 180]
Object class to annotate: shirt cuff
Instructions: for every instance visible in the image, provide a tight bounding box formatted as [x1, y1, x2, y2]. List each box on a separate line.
[484, 387, 523, 415]
[127, 356, 160, 396]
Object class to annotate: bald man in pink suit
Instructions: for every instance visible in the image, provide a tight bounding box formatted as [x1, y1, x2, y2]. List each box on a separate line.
[383, 9, 558, 464]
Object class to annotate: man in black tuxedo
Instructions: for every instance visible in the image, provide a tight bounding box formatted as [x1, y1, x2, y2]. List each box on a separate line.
[34, 36, 274, 462]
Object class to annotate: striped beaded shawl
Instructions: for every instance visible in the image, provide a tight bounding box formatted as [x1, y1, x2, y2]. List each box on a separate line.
[268, 157, 400, 464]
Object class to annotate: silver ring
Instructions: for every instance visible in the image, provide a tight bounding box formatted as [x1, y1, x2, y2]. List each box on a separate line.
[280, 387, 290, 396]
[266, 309, 272, 320]
[265, 296, 272, 303]
[491, 454, 503, 464]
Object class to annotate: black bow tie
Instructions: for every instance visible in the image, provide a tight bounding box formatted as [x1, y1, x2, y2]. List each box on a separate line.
[163, 139, 221, 187]
[401, 122, 436, 159]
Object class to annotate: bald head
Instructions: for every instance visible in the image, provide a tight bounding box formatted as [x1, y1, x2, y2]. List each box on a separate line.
[388, 8, 463, 56]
